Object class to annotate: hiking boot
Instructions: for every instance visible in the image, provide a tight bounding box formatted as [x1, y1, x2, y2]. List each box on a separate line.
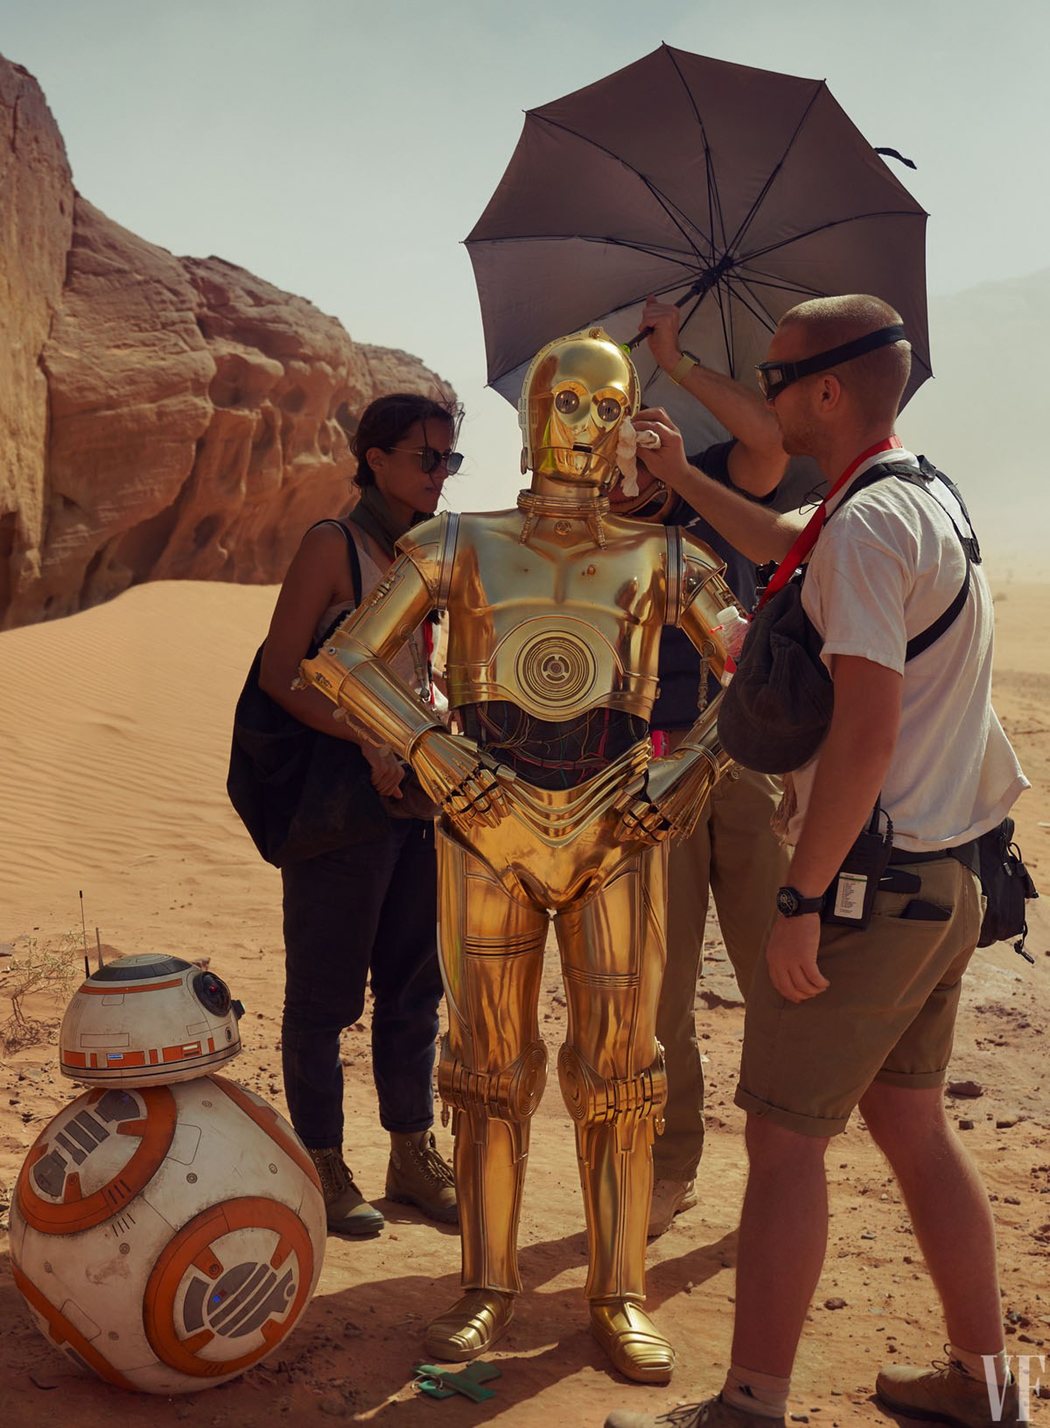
[306, 1146, 385, 1236]
[423, 1288, 515, 1362]
[876, 1352, 1020, 1426]
[647, 1177, 698, 1238]
[386, 1130, 458, 1224]
[605, 1395, 783, 1427]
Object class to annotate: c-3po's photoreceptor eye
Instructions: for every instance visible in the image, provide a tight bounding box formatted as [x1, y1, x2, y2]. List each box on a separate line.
[193, 970, 232, 1016]
[596, 398, 622, 422]
[554, 390, 580, 414]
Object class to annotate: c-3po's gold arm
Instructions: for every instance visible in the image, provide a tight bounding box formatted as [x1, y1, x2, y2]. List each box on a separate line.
[299, 537, 509, 832]
[301, 552, 444, 755]
[616, 530, 737, 845]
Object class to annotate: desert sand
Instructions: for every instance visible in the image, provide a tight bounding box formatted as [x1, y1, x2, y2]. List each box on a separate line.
[0, 578, 1047, 1426]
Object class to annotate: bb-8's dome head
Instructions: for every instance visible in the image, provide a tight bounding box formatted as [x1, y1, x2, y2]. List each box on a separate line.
[60, 953, 243, 1087]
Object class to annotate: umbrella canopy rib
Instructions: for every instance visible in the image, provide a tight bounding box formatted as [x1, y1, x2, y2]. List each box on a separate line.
[722, 81, 826, 259]
[465, 233, 703, 271]
[531, 112, 710, 265]
[708, 283, 739, 381]
[724, 277, 781, 338]
[742, 210, 928, 267]
[663, 44, 730, 267]
[735, 270, 844, 301]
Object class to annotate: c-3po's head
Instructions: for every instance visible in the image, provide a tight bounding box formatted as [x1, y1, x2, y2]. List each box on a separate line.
[518, 327, 639, 488]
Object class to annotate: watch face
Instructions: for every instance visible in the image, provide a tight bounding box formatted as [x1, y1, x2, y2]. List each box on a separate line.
[776, 887, 799, 917]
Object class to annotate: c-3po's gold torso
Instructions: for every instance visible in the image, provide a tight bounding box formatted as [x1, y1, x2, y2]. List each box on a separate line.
[398, 499, 724, 728]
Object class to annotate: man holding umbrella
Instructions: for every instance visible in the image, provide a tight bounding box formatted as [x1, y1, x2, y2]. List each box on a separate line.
[603, 294, 1026, 1427]
[612, 297, 790, 1238]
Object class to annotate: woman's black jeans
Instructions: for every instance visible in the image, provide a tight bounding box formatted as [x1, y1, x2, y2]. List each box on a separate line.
[280, 817, 441, 1150]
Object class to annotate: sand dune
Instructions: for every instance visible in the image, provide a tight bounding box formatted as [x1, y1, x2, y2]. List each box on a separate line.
[0, 580, 280, 946]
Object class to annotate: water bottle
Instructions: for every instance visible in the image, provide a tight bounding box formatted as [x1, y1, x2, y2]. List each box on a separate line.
[714, 605, 750, 685]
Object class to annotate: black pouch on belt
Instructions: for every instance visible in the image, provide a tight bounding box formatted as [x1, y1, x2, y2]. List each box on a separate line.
[822, 804, 894, 929]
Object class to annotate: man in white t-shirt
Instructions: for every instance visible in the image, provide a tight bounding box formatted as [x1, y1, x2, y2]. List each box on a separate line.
[602, 296, 1028, 1428]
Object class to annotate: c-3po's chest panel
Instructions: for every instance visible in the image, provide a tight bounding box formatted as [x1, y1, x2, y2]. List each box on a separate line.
[442, 520, 669, 721]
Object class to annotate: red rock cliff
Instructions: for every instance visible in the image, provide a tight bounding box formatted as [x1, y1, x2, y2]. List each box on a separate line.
[0, 56, 454, 629]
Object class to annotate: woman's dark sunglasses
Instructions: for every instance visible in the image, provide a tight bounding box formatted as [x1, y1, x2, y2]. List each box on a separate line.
[389, 445, 464, 475]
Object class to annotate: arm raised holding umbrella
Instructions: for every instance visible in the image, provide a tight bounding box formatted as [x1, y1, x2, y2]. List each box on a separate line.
[616, 299, 796, 1241]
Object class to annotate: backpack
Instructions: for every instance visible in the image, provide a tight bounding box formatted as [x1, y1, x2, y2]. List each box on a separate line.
[226, 520, 387, 866]
[717, 456, 977, 776]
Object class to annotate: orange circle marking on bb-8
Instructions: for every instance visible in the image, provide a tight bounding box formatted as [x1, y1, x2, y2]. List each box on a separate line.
[143, 1197, 316, 1378]
[15, 1085, 178, 1234]
[211, 1076, 322, 1194]
[10, 1262, 138, 1391]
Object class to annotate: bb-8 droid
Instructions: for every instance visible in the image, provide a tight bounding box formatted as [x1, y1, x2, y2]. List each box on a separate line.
[9, 953, 327, 1394]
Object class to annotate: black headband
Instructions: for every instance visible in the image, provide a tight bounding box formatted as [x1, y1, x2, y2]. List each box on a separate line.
[756, 323, 907, 399]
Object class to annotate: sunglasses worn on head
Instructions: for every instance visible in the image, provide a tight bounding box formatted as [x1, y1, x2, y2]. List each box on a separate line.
[389, 446, 464, 475]
[756, 324, 906, 401]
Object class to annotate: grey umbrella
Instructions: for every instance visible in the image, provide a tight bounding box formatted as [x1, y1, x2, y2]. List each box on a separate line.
[467, 44, 930, 467]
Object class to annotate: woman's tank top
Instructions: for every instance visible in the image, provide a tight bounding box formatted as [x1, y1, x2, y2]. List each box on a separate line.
[313, 522, 430, 699]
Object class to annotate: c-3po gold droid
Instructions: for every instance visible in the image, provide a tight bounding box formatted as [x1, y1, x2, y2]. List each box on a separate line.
[301, 329, 737, 1383]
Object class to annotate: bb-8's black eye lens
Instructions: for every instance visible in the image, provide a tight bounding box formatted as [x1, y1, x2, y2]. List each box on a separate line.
[554, 390, 580, 414]
[193, 971, 232, 1016]
[596, 397, 622, 422]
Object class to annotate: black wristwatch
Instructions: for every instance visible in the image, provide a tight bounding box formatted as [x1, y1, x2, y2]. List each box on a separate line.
[776, 886, 824, 918]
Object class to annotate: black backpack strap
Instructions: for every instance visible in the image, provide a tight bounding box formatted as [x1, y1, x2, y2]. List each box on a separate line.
[831, 459, 898, 509]
[916, 455, 981, 564]
[829, 458, 979, 662]
[848, 457, 982, 566]
[904, 560, 971, 660]
[312, 517, 363, 607]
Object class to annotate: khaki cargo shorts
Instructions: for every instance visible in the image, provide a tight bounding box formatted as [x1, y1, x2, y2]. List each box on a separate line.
[736, 858, 983, 1137]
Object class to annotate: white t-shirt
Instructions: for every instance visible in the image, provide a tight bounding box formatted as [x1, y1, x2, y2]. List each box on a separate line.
[789, 449, 1028, 851]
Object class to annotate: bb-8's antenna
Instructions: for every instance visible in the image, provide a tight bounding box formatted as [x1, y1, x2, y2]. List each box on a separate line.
[79, 889, 90, 977]
[95, 927, 104, 971]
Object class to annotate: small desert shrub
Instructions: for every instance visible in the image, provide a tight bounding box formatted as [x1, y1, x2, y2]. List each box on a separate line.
[0, 932, 81, 1052]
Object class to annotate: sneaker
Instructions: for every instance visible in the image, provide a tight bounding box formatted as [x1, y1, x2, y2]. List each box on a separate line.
[647, 1178, 698, 1238]
[386, 1130, 458, 1224]
[604, 1395, 783, 1428]
[306, 1146, 385, 1236]
[876, 1352, 1020, 1427]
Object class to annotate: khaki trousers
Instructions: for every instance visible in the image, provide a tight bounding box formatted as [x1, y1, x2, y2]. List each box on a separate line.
[653, 761, 788, 1180]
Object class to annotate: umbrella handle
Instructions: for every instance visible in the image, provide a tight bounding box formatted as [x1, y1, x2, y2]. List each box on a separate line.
[624, 287, 694, 352]
[622, 260, 731, 353]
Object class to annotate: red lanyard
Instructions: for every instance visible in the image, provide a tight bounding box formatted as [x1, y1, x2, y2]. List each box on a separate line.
[757, 436, 902, 609]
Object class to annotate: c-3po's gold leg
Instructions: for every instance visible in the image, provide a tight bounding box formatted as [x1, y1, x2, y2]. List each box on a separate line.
[423, 828, 548, 1363]
[554, 842, 675, 1384]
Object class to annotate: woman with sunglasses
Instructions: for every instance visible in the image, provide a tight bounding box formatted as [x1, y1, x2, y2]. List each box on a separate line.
[259, 392, 463, 1236]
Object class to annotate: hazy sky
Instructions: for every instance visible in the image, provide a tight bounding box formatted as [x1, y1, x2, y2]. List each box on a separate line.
[2, 0, 1047, 512]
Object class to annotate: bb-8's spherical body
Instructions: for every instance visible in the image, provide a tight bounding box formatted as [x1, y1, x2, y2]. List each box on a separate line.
[9, 954, 327, 1394]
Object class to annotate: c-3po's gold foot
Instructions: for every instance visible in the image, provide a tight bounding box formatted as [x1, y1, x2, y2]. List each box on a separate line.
[590, 1300, 676, 1384]
[423, 1289, 515, 1363]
